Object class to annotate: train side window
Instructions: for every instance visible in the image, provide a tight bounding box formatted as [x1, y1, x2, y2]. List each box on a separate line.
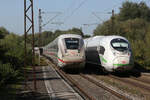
[99, 46, 105, 55]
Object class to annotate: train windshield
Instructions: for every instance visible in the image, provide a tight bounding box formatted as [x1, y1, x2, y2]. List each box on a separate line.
[111, 38, 129, 52]
[65, 38, 79, 49]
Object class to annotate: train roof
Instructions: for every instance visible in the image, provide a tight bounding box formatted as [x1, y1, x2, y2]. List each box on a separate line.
[84, 36, 104, 40]
[103, 35, 129, 42]
[104, 35, 127, 39]
[84, 35, 129, 47]
[43, 34, 83, 48]
[84, 35, 128, 42]
[57, 34, 82, 39]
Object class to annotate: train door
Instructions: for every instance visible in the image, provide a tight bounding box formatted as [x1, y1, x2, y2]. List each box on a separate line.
[98, 46, 106, 65]
[86, 46, 100, 64]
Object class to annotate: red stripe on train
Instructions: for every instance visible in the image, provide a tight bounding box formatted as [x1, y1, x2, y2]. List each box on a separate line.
[44, 51, 83, 64]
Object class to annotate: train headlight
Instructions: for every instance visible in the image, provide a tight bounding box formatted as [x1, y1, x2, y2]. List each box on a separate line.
[113, 52, 116, 56]
[65, 49, 67, 53]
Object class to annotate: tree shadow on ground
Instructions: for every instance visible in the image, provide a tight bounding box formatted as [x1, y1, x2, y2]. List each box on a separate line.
[16, 91, 68, 100]
[27, 70, 49, 74]
[0, 87, 17, 100]
[28, 77, 61, 82]
[27, 66, 61, 82]
[0, 86, 69, 100]
[111, 69, 141, 78]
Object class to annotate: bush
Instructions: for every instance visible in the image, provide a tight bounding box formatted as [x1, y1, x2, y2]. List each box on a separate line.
[0, 62, 18, 87]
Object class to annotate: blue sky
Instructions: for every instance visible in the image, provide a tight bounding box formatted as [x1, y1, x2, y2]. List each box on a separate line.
[0, 0, 149, 35]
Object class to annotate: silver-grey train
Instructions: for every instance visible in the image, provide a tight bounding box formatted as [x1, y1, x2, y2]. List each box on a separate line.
[43, 34, 85, 69]
[84, 35, 134, 72]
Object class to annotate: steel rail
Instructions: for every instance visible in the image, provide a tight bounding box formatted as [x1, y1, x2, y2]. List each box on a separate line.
[47, 61, 96, 100]
[109, 75, 150, 93]
[141, 73, 150, 77]
[80, 74, 130, 100]
[130, 76, 150, 85]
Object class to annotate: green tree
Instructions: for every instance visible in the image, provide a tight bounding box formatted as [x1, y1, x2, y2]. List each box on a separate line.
[119, 1, 150, 21]
[0, 27, 9, 39]
[0, 29, 32, 88]
[67, 28, 84, 37]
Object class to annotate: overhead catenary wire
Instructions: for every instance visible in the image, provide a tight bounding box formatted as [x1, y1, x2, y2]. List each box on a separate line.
[39, 0, 133, 34]
[91, 0, 121, 25]
[41, 12, 62, 28]
[42, 11, 62, 14]
[51, 0, 77, 28]
[63, 0, 88, 23]
[83, 23, 99, 26]
[102, 0, 123, 13]
[92, 12, 105, 22]
[65, 0, 77, 14]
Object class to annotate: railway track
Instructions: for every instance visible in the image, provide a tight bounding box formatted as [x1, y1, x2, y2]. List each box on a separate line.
[141, 73, 150, 77]
[108, 75, 150, 93]
[47, 61, 96, 100]
[46, 60, 131, 100]
[130, 76, 150, 85]
[80, 74, 131, 100]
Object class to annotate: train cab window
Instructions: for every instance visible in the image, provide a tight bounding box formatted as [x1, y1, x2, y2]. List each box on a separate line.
[64, 38, 79, 49]
[99, 46, 105, 55]
[111, 38, 129, 52]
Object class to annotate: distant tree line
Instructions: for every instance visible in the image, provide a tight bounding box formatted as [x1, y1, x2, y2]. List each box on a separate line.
[94, 1, 150, 68]
[33, 27, 91, 47]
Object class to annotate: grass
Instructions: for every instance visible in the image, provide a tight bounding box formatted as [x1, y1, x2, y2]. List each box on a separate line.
[0, 84, 22, 100]
[94, 75, 144, 97]
[0, 65, 32, 100]
[24, 66, 32, 70]
[0, 56, 48, 100]
[145, 66, 150, 70]
[34, 55, 48, 66]
[40, 57, 48, 66]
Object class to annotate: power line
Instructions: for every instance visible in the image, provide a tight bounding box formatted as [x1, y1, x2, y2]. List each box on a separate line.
[38, 9, 64, 33]
[56, 0, 77, 26]
[63, 0, 88, 23]
[42, 11, 62, 14]
[65, 0, 77, 14]
[83, 23, 99, 26]
[102, 0, 123, 13]
[92, 12, 105, 22]
[42, 12, 62, 27]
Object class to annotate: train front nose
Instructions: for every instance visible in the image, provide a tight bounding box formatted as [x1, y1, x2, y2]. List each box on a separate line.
[113, 56, 132, 71]
[64, 50, 85, 61]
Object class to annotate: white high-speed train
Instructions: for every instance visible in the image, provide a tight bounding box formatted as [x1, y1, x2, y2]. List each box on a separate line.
[84, 35, 134, 72]
[43, 34, 85, 69]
